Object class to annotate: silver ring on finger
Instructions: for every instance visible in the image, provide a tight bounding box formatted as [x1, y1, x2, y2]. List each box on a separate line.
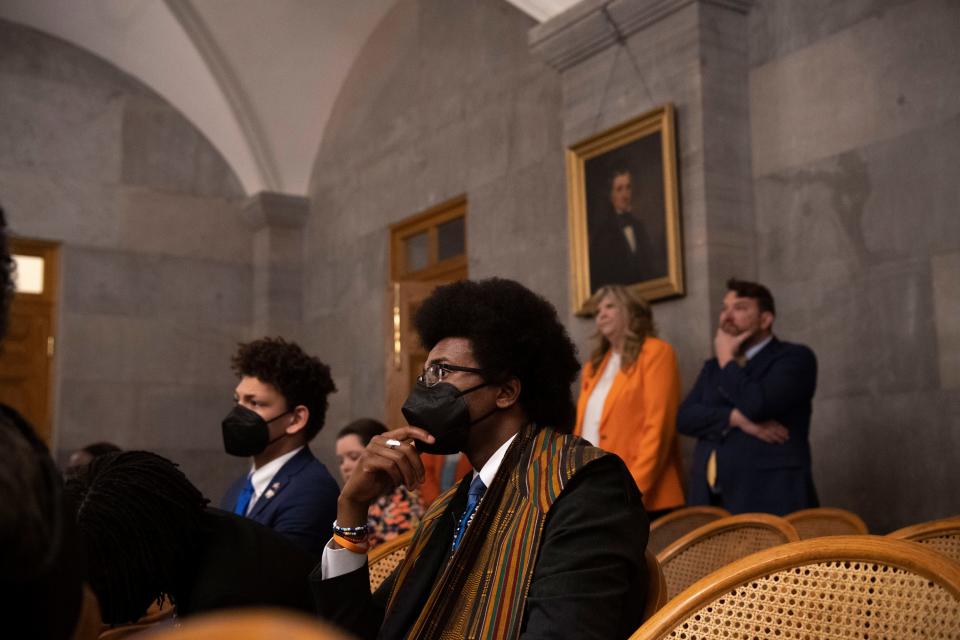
[384, 438, 403, 449]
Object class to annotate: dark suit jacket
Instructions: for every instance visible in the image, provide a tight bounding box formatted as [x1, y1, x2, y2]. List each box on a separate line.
[176, 508, 316, 617]
[221, 447, 339, 556]
[588, 207, 665, 291]
[676, 337, 819, 515]
[311, 455, 649, 640]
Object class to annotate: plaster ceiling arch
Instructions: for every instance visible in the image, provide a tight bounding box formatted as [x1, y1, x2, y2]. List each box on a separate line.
[0, 0, 581, 196]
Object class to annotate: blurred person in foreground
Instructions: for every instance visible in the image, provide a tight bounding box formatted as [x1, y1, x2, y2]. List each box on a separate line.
[313, 278, 649, 640]
[0, 205, 100, 639]
[65, 450, 316, 625]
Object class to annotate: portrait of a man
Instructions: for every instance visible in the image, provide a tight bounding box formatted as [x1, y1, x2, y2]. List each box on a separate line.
[566, 105, 683, 312]
[586, 140, 668, 292]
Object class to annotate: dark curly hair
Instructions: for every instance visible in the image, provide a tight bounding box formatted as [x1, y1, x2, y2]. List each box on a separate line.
[0, 206, 15, 341]
[413, 278, 580, 432]
[231, 337, 336, 441]
[64, 451, 209, 624]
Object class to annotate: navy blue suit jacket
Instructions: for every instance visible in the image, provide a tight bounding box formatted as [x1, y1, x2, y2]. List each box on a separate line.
[677, 337, 819, 515]
[220, 447, 339, 556]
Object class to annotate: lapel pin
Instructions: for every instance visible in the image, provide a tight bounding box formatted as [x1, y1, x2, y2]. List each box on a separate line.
[264, 482, 281, 500]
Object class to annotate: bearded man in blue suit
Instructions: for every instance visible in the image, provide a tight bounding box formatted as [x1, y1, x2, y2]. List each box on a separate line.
[678, 279, 819, 515]
[220, 337, 339, 555]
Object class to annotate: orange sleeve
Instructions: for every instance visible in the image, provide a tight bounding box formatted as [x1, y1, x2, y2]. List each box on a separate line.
[629, 341, 681, 495]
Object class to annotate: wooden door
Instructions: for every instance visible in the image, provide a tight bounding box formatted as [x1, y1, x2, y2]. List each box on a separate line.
[386, 196, 468, 427]
[0, 238, 58, 443]
[384, 280, 439, 429]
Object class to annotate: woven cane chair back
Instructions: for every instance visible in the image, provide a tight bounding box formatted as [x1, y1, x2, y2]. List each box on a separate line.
[889, 516, 960, 563]
[368, 530, 415, 592]
[785, 507, 869, 539]
[657, 513, 798, 600]
[648, 506, 730, 556]
[629, 536, 960, 640]
[143, 609, 354, 640]
[642, 548, 668, 622]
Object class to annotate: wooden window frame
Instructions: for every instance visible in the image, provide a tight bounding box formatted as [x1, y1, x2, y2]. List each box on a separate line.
[390, 196, 467, 282]
[10, 237, 58, 304]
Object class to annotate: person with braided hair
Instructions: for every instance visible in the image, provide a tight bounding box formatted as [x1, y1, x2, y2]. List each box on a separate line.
[64, 450, 316, 625]
[313, 278, 649, 640]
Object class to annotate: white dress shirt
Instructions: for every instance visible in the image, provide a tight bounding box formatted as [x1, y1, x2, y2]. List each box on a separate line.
[581, 352, 621, 447]
[244, 446, 304, 515]
[320, 434, 518, 580]
[745, 335, 773, 361]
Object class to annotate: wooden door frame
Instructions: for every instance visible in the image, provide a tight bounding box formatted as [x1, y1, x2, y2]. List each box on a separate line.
[5, 237, 60, 444]
[385, 197, 468, 428]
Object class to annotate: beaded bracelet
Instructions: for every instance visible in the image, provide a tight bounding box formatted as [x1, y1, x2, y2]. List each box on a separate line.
[333, 533, 369, 554]
[332, 520, 370, 539]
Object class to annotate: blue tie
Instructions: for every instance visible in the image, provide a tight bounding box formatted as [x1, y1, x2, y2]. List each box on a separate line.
[452, 475, 486, 551]
[233, 476, 255, 516]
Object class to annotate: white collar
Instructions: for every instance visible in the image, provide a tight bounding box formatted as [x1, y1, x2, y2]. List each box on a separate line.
[248, 446, 304, 505]
[474, 433, 517, 489]
[745, 335, 773, 361]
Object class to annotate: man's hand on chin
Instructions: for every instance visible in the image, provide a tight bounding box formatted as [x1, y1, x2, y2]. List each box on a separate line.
[714, 328, 753, 368]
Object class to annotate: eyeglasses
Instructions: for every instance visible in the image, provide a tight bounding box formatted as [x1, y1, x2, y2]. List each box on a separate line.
[417, 362, 486, 388]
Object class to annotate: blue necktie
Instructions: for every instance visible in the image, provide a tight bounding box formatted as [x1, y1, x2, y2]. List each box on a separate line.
[233, 476, 254, 516]
[452, 475, 486, 551]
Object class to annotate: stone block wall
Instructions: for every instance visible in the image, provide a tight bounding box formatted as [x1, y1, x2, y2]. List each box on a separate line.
[4, 0, 956, 530]
[0, 19, 250, 500]
[748, 0, 960, 531]
[303, 0, 567, 471]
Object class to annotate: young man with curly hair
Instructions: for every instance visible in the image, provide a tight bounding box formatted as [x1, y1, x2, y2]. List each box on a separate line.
[313, 278, 649, 640]
[220, 337, 340, 555]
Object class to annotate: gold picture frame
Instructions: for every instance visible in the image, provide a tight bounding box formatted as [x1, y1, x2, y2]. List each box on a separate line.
[566, 104, 683, 314]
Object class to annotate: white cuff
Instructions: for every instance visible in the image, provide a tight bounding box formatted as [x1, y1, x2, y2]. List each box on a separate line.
[320, 537, 368, 579]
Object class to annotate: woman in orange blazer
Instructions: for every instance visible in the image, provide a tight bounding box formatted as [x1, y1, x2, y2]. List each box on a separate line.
[575, 285, 685, 519]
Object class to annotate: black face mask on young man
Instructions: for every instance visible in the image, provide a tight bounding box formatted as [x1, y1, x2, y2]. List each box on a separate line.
[401, 381, 498, 455]
[221, 405, 293, 457]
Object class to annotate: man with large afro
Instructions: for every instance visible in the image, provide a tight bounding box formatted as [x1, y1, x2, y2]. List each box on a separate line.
[313, 277, 650, 640]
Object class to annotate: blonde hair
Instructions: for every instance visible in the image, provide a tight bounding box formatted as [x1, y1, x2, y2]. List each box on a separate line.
[588, 285, 656, 372]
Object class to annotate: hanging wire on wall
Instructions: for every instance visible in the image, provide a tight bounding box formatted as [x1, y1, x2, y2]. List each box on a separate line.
[591, 5, 656, 133]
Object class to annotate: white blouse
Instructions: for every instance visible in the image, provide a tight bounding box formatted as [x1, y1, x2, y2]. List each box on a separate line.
[580, 352, 621, 446]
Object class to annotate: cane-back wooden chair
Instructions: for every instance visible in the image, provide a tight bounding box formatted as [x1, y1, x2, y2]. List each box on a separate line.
[648, 506, 730, 556]
[629, 536, 960, 639]
[367, 530, 415, 592]
[785, 507, 869, 539]
[657, 513, 798, 600]
[642, 548, 668, 623]
[889, 515, 960, 563]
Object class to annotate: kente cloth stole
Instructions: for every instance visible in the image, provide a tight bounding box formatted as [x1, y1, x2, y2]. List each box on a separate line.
[384, 425, 607, 640]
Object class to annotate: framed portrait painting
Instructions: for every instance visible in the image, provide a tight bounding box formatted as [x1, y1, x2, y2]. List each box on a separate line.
[566, 104, 683, 314]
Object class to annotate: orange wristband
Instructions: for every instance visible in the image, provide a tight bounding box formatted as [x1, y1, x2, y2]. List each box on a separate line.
[333, 533, 369, 554]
